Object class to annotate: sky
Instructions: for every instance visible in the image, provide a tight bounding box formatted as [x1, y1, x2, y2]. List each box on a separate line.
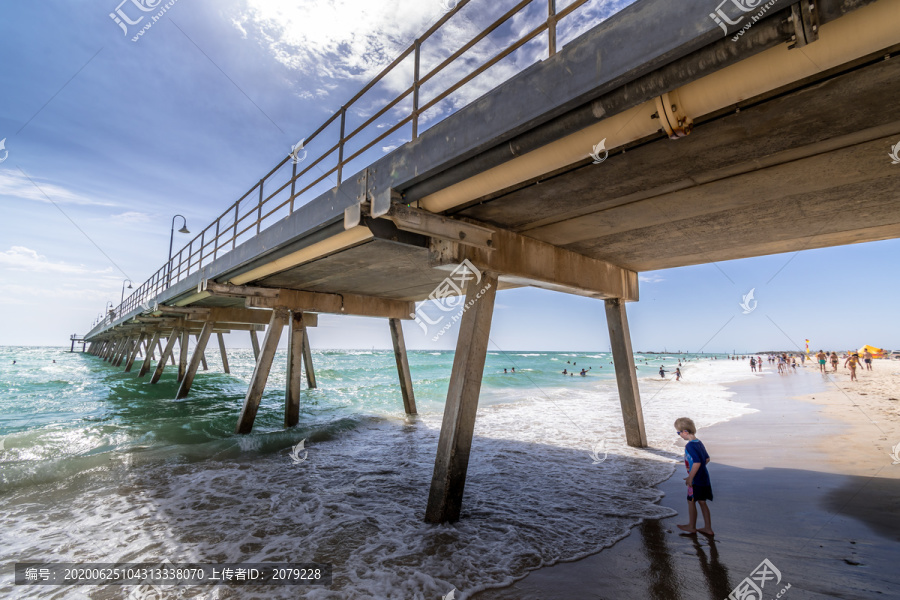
[1, 0, 898, 353]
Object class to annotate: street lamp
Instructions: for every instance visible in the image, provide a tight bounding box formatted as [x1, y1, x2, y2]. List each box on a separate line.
[120, 278, 133, 304]
[167, 214, 190, 285]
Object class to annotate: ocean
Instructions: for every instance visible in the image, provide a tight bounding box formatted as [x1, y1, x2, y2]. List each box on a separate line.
[0, 347, 756, 599]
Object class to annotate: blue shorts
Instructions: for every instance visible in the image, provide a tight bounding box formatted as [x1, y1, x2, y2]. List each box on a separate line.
[688, 485, 714, 502]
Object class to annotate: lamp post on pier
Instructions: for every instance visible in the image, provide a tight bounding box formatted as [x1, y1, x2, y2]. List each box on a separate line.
[120, 279, 133, 304]
[167, 215, 190, 286]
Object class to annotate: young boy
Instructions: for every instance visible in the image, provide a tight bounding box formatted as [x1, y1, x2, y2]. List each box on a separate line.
[675, 417, 714, 536]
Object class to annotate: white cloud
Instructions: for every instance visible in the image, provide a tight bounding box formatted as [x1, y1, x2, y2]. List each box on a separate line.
[110, 211, 152, 224]
[0, 247, 116, 278]
[381, 145, 398, 153]
[0, 170, 114, 206]
[639, 274, 665, 284]
[0, 246, 89, 274]
[230, 0, 556, 125]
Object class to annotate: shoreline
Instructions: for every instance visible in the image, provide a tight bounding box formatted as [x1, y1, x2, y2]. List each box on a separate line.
[474, 363, 900, 599]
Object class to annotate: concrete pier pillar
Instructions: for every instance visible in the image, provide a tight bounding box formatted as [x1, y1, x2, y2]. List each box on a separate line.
[604, 298, 648, 448]
[139, 332, 161, 378]
[176, 321, 215, 399]
[217, 333, 230, 374]
[236, 309, 288, 434]
[425, 272, 498, 524]
[177, 329, 190, 382]
[124, 333, 146, 373]
[284, 312, 304, 427]
[151, 329, 180, 384]
[389, 318, 417, 415]
[249, 329, 261, 361]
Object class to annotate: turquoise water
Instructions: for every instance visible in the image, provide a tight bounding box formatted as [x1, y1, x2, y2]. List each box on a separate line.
[0, 346, 748, 599]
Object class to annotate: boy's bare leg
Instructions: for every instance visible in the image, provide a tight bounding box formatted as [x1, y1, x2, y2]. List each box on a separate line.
[678, 500, 698, 533]
[697, 501, 714, 536]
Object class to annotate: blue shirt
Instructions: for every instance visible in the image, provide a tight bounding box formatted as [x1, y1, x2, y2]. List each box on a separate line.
[684, 439, 711, 487]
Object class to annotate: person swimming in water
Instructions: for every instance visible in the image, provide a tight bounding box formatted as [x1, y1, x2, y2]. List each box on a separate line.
[580, 369, 587, 376]
[562, 369, 567, 375]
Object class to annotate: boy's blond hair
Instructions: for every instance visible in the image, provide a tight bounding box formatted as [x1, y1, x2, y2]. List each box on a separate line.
[674, 417, 696, 434]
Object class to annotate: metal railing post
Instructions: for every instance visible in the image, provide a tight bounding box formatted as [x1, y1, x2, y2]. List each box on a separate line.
[233, 203, 239, 249]
[413, 39, 421, 140]
[256, 180, 264, 234]
[290, 161, 297, 212]
[337, 106, 346, 185]
[548, 0, 557, 56]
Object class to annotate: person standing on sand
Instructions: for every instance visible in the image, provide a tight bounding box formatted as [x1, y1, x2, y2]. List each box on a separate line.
[844, 353, 862, 381]
[863, 349, 874, 371]
[830, 352, 839, 372]
[750, 357, 756, 372]
[674, 367, 682, 381]
[816, 350, 827, 373]
[675, 417, 714, 536]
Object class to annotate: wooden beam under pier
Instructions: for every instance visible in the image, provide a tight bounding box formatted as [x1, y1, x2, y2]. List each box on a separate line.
[195, 334, 209, 371]
[178, 329, 189, 382]
[217, 333, 230, 374]
[604, 298, 647, 448]
[176, 321, 215, 399]
[202, 281, 413, 320]
[249, 329, 260, 361]
[114, 337, 132, 367]
[301, 317, 316, 389]
[285, 312, 304, 428]
[139, 331, 161, 378]
[236, 308, 288, 434]
[151, 328, 181, 384]
[425, 272, 498, 524]
[124, 332, 146, 373]
[389, 318, 416, 415]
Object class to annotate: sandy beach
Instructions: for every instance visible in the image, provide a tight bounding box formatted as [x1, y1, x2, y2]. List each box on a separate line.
[475, 358, 900, 600]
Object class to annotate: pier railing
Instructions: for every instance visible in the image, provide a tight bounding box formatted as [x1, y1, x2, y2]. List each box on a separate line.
[96, 0, 598, 333]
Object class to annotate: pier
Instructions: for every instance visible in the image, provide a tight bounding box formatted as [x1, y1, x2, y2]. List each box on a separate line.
[81, 0, 900, 523]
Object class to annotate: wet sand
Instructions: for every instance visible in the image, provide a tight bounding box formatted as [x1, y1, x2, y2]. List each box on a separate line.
[474, 363, 900, 600]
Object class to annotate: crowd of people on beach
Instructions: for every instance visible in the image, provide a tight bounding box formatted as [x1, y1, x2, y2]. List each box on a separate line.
[726, 349, 878, 382]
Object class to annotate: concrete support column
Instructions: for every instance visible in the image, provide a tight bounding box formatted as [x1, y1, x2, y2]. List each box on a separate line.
[124, 333, 146, 373]
[177, 321, 215, 399]
[177, 329, 190, 382]
[217, 333, 230, 374]
[604, 298, 648, 448]
[236, 309, 288, 434]
[389, 318, 417, 415]
[425, 272, 498, 524]
[284, 312, 304, 428]
[151, 329, 180, 384]
[138, 332, 161, 378]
